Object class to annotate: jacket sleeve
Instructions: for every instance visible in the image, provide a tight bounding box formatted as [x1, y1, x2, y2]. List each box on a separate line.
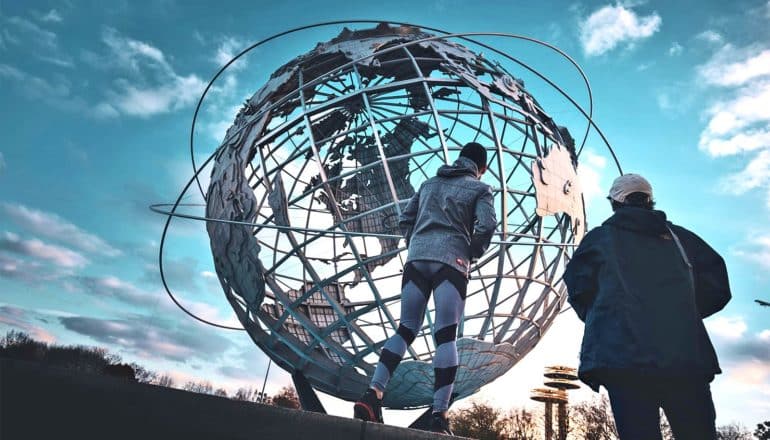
[564, 230, 600, 322]
[470, 186, 497, 259]
[672, 226, 731, 318]
[398, 187, 421, 246]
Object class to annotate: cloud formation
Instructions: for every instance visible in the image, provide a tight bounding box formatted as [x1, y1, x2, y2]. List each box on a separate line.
[706, 315, 748, 341]
[39, 9, 63, 23]
[213, 36, 248, 71]
[579, 4, 661, 56]
[0, 231, 89, 269]
[2, 16, 73, 67]
[1, 203, 122, 258]
[696, 41, 770, 209]
[732, 233, 770, 270]
[668, 42, 683, 56]
[59, 314, 233, 362]
[95, 28, 206, 118]
[0, 305, 57, 343]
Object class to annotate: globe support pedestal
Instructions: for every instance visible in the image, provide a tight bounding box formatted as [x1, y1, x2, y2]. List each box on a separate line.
[292, 371, 327, 414]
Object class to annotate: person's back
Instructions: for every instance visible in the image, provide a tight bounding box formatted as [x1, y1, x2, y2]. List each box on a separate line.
[402, 154, 496, 273]
[353, 142, 497, 434]
[564, 174, 731, 440]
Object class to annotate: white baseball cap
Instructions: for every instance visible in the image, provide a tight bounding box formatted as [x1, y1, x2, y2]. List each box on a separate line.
[608, 173, 653, 203]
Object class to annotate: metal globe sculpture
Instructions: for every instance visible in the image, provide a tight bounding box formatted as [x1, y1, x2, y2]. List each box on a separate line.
[204, 23, 587, 409]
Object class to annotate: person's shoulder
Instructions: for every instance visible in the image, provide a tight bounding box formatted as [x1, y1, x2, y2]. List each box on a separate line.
[468, 178, 493, 194]
[668, 223, 722, 256]
[668, 223, 706, 245]
[581, 225, 610, 244]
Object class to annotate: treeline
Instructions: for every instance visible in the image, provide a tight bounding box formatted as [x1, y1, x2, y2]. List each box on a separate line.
[449, 400, 767, 440]
[0, 330, 300, 409]
[2, 330, 767, 438]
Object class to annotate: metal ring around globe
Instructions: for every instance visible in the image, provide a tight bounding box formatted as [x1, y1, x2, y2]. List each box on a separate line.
[154, 22, 624, 408]
[187, 21, 621, 202]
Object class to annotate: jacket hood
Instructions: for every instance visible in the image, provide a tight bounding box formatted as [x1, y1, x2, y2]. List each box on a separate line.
[437, 156, 479, 178]
[603, 207, 669, 235]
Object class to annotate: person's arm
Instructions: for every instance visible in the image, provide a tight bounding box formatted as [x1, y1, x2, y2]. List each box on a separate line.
[564, 231, 600, 322]
[470, 186, 496, 259]
[672, 226, 732, 318]
[398, 187, 421, 247]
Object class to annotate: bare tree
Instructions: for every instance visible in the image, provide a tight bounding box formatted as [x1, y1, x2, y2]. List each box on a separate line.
[449, 402, 507, 440]
[716, 423, 752, 440]
[569, 396, 618, 440]
[502, 407, 539, 440]
[183, 380, 214, 395]
[755, 421, 770, 440]
[154, 374, 175, 388]
[271, 386, 300, 409]
[129, 363, 156, 384]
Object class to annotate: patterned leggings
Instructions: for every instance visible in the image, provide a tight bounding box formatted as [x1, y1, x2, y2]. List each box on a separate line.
[370, 260, 468, 412]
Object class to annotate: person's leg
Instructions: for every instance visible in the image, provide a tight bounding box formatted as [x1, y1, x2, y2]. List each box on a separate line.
[660, 379, 717, 440]
[605, 378, 664, 440]
[369, 261, 432, 394]
[430, 264, 467, 417]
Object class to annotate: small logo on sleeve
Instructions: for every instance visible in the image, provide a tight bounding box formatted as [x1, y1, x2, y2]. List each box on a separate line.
[456, 258, 466, 267]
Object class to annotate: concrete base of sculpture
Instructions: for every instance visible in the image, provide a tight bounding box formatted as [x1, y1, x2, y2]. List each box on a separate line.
[0, 358, 452, 440]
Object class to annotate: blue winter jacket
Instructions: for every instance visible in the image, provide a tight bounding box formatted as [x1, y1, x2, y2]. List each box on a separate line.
[398, 156, 497, 274]
[564, 207, 731, 390]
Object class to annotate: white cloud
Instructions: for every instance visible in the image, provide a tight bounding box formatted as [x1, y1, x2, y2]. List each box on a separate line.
[213, 36, 248, 71]
[5, 16, 57, 49]
[3, 16, 73, 67]
[39, 9, 63, 23]
[696, 41, 770, 205]
[0, 305, 57, 343]
[719, 149, 770, 196]
[668, 42, 683, 56]
[760, 330, 770, 342]
[0, 64, 94, 114]
[1, 202, 122, 257]
[696, 30, 724, 45]
[578, 150, 609, 208]
[699, 46, 770, 87]
[732, 233, 770, 270]
[96, 28, 206, 118]
[706, 316, 748, 341]
[109, 74, 205, 117]
[728, 359, 770, 386]
[579, 4, 661, 56]
[0, 231, 89, 269]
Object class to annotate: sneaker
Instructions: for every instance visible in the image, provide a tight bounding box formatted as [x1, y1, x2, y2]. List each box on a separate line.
[353, 388, 383, 423]
[430, 412, 452, 435]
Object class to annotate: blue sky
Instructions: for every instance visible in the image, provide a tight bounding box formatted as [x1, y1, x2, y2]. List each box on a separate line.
[1, 0, 769, 428]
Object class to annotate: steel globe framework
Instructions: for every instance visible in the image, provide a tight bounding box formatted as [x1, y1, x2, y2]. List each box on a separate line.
[195, 23, 594, 409]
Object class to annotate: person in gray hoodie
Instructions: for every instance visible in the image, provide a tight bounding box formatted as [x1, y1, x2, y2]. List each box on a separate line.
[353, 142, 497, 434]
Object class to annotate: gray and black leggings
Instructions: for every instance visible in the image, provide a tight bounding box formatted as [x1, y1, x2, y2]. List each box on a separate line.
[370, 260, 467, 412]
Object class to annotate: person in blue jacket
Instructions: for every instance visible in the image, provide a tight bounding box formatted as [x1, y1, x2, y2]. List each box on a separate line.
[564, 173, 731, 440]
[353, 142, 497, 434]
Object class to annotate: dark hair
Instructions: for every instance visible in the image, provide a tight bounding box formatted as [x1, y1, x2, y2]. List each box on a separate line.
[611, 191, 656, 211]
[460, 142, 487, 170]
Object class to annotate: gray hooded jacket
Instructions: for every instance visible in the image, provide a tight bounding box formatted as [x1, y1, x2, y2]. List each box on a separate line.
[399, 156, 497, 274]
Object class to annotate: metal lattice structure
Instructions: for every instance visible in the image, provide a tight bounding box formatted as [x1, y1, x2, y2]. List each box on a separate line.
[200, 23, 590, 409]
